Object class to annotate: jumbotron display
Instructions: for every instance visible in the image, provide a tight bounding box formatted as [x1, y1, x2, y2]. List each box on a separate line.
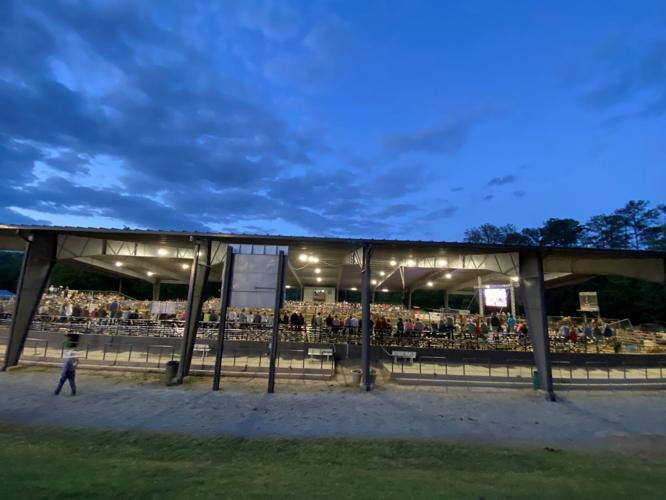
[483, 288, 508, 308]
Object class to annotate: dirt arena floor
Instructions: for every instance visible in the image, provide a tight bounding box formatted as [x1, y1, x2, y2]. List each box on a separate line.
[1, 367, 665, 456]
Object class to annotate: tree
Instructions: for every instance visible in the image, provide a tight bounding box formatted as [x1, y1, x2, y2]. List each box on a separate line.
[464, 224, 513, 244]
[540, 218, 585, 247]
[584, 214, 630, 249]
[648, 204, 666, 250]
[614, 200, 661, 249]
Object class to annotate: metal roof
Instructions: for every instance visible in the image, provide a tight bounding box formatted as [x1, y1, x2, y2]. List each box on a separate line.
[2, 223, 665, 259]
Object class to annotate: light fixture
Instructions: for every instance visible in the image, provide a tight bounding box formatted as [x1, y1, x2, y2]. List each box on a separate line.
[157, 248, 169, 256]
[314, 268, 321, 274]
[445, 273, 452, 279]
[316, 277, 322, 283]
[511, 276, 520, 282]
[427, 281, 433, 287]
[390, 259, 397, 266]
[381, 288, 389, 292]
[371, 279, 377, 285]
[114, 261, 123, 267]
[286, 285, 292, 289]
[379, 271, 385, 277]
[299, 254, 308, 262]
[350, 287, 358, 291]
[406, 259, 416, 267]
[146, 271, 155, 277]
[181, 263, 190, 270]
[308, 256, 319, 263]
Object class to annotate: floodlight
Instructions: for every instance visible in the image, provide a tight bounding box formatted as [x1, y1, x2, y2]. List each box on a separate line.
[157, 248, 169, 256]
[114, 261, 123, 267]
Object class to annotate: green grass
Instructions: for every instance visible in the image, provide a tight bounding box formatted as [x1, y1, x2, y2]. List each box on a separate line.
[0, 425, 664, 499]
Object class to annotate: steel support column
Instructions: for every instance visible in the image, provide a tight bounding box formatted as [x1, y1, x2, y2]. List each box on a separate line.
[407, 289, 413, 310]
[212, 246, 234, 391]
[361, 244, 372, 391]
[152, 279, 161, 301]
[519, 250, 556, 401]
[267, 251, 287, 394]
[477, 276, 484, 317]
[443, 290, 450, 309]
[2, 232, 57, 370]
[509, 283, 517, 318]
[176, 239, 211, 383]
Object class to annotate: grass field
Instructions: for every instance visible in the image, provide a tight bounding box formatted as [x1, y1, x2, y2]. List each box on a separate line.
[0, 425, 664, 499]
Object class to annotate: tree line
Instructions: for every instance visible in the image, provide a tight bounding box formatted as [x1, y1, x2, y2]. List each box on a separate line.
[463, 200, 666, 250]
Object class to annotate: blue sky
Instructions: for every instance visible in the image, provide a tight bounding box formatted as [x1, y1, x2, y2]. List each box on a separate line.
[1, 0, 664, 240]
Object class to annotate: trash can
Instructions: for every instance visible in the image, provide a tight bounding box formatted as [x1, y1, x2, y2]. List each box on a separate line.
[532, 370, 541, 390]
[64, 333, 80, 349]
[351, 369, 362, 385]
[165, 360, 179, 385]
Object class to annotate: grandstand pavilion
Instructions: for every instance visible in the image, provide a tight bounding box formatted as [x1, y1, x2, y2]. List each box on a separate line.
[1, 224, 665, 400]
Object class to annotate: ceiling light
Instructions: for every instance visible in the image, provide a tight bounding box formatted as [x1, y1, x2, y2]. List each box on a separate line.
[379, 271, 385, 276]
[181, 263, 190, 270]
[314, 268, 321, 274]
[406, 259, 416, 267]
[390, 259, 397, 266]
[299, 254, 308, 262]
[381, 288, 389, 292]
[371, 279, 377, 285]
[285, 285, 292, 289]
[350, 287, 358, 291]
[445, 273, 452, 279]
[427, 281, 433, 287]
[157, 248, 169, 256]
[114, 261, 123, 267]
[146, 271, 155, 277]
[511, 276, 520, 282]
[308, 256, 319, 263]
[316, 277, 322, 283]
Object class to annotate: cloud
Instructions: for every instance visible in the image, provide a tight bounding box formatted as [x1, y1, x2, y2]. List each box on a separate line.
[449, 186, 464, 192]
[578, 39, 666, 122]
[382, 107, 503, 156]
[0, 1, 441, 240]
[513, 190, 526, 198]
[486, 175, 517, 187]
[482, 194, 493, 201]
[426, 206, 459, 219]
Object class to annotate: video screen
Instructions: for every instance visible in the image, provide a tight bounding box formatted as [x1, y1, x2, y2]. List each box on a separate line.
[483, 288, 507, 308]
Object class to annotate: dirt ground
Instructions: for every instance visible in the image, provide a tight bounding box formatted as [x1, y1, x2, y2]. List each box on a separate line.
[1, 366, 665, 456]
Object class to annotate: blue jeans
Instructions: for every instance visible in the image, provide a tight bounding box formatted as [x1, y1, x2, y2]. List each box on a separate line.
[55, 371, 76, 395]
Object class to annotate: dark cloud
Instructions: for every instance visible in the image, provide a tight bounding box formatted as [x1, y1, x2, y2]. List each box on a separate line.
[382, 107, 503, 156]
[426, 206, 459, 219]
[579, 39, 666, 122]
[0, 1, 448, 239]
[486, 175, 517, 187]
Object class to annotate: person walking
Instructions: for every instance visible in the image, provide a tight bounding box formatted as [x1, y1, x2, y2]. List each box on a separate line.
[54, 350, 78, 396]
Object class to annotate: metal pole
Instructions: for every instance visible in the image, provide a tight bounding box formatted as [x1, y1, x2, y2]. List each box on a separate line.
[477, 276, 484, 317]
[267, 251, 287, 394]
[361, 244, 372, 391]
[213, 246, 234, 391]
[510, 283, 516, 318]
[176, 240, 202, 384]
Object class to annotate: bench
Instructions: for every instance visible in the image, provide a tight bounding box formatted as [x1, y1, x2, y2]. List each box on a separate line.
[392, 350, 417, 364]
[308, 347, 334, 362]
[193, 343, 211, 354]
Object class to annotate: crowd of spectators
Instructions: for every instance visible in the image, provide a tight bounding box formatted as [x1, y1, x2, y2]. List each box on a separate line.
[2, 288, 624, 347]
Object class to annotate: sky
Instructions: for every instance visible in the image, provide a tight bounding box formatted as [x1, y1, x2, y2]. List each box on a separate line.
[1, 0, 665, 241]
